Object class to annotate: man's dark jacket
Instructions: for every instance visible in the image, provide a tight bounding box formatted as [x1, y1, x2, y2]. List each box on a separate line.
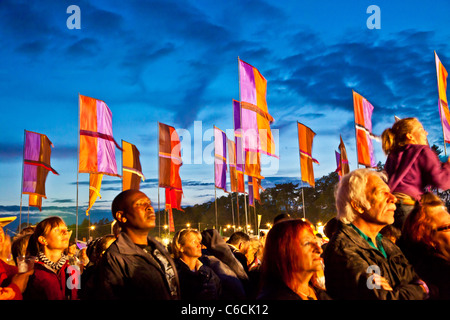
[323, 223, 427, 300]
[90, 232, 180, 300]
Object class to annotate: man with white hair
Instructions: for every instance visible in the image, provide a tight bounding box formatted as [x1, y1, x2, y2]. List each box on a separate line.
[323, 168, 429, 300]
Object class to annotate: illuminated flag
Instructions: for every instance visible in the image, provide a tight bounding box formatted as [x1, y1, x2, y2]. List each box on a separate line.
[338, 135, 349, 176]
[122, 140, 145, 191]
[227, 139, 238, 193]
[248, 176, 261, 207]
[244, 151, 264, 179]
[238, 59, 277, 158]
[435, 52, 450, 143]
[22, 130, 59, 211]
[79, 94, 121, 177]
[353, 90, 377, 168]
[233, 100, 246, 193]
[297, 122, 319, 188]
[335, 151, 342, 179]
[158, 123, 183, 191]
[86, 173, 103, 215]
[165, 188, 183, 232]
[214, 126, 227, 192]
[248, 176, 254, 206]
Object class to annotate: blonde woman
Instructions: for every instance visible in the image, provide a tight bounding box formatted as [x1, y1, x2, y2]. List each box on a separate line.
[171, 229, 221, 300]
[382, 117, 450, 229]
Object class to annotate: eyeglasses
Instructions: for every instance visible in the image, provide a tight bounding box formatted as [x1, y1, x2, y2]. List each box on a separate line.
[435, 224, 450, 232]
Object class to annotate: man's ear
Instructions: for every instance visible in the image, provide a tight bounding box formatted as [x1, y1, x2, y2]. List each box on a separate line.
[350, 200, 365, 214]
[115, 211, 127, 224]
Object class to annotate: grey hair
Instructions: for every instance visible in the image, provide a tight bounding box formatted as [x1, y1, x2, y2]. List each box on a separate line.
[335, 169, 388, 224]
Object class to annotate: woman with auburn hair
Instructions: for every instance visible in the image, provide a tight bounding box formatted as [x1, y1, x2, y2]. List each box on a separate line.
[381, 117, 450, 229]
[171, 228, 221, 300]
[257, 219, 330, 300]
[399, 193, 450, 299]
[23, 216, 77, 300]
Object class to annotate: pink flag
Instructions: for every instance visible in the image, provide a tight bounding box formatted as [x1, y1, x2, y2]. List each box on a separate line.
[214, 126, 227, 192]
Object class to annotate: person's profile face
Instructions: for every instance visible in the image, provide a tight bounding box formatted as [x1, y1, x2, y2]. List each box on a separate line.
[363, 174, 397, 226]
[123, 191, 156, 231]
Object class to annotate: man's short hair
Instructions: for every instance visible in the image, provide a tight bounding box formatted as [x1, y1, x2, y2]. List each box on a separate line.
[335, 169, 388, 224]
[111, 189, 142, 222]
[227, 231, 250, 245]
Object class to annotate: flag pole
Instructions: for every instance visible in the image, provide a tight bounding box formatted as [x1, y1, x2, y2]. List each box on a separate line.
[297, 122, 306, 219]
[213, 125, 218, 230]
[157, 122, 161, 237]
[19, 130, 26, 233]
[76, 94, 80, 241]
[237, 57, 249, 232]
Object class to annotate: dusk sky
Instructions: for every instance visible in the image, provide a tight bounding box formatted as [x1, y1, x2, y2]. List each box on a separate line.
[1, 0, 450, 233]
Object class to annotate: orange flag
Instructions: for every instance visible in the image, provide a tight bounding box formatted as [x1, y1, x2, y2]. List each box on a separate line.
[122, 140, 145, 191]
[435, 51, 450, 143]
[353, 90, 376, 168]
[78, 94, 122, 177]
[86, 173, 103, 215]
[297, 122, 319, 188]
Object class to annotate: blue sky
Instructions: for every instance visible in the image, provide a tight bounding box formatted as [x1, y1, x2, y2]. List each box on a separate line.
[1, 0, 450, 231]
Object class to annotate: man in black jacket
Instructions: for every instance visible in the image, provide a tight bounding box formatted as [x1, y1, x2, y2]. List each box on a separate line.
[88, 190, 180, 300]
[226, 231, 250, 275]
[323, 169, 429, 300]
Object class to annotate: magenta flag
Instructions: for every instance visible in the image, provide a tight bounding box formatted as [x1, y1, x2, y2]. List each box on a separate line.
[214, 126, 227, 192]
[22, 131, 59, 208]
[248, 176, 254, 206]
[238, 59, 277, 158]
[233, 100, 244, 172]
[79, 94, 121, 177]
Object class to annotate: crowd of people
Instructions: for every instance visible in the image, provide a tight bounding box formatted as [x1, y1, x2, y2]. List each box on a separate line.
[0, 117, 449, 300]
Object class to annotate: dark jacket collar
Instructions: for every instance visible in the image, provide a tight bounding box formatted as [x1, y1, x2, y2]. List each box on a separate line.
[339, 223, 395, 257]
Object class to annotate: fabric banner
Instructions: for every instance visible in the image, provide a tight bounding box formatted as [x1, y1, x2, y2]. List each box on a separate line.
[86, 173, 103, 215]
[338, 135, 350, 176]
[158, 122, 183, 191]
[353, 90, 377, 168]
[238, 59, 277, 158]
[165, 188, 183, 232]
[214, 126, 227, 192]
[233, 100, 246, 193]
[79, 94, 121, 177]
[435, 52, 450, 143]
[297, 122, 318, 188]
[227, 139, 238, 193]
[335, 151, 342, 180]
[248, 176, 254, 207]
[23, 130, 59, 211]
[248, 176, 261, 207]
[244, 150, 264, 179]
[122, 140, 145, 191]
